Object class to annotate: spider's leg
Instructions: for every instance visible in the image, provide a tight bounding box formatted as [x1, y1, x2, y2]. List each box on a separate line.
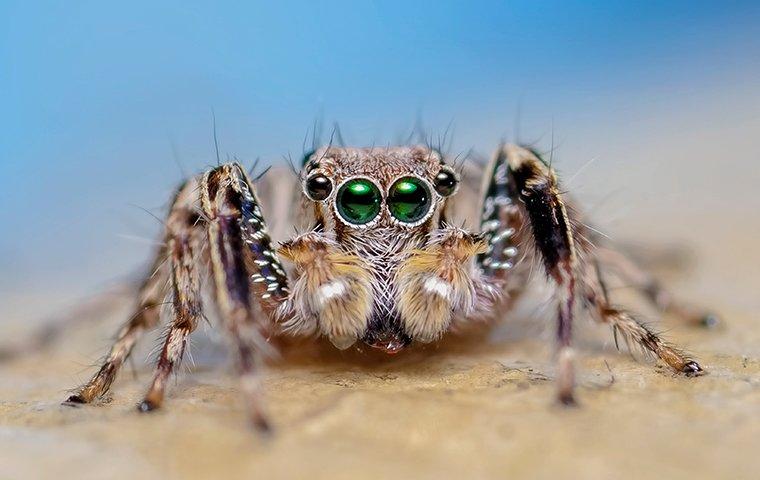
[137, 212, 204, 411]
[474, 147, 531, 309]
[489, 144, 580, 405]
[594, 246, 719, 328]
[65, 180, 199, 404]
[490, 145, 705, 388]
[581, 257, 704, 375]
[200, 163, 289, 432]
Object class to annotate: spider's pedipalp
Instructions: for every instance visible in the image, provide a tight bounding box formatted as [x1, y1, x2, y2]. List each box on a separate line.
[396, 227, 488, 342]
[278, 231, 373, 349]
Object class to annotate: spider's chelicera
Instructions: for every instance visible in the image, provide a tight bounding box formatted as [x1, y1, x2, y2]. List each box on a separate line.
[64, 144, 711, 431]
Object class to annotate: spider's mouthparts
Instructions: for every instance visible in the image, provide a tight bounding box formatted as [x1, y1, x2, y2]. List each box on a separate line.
[362, 329, 411, 354]
[362, 313, 412, 354]
[367, 337, 408, 354]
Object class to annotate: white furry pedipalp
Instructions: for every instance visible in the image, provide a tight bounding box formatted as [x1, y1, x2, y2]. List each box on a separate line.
[423, 276, 452, 300]
[317, 280, 348, 308]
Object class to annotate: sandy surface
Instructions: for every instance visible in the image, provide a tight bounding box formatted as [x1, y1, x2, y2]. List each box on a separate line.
[2, 159, 759, 480]
[1, 238, 759, 480]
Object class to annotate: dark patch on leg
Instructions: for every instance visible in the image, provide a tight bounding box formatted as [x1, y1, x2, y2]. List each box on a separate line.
[62, 394, 87, 406]
[682, 361, 705, 376]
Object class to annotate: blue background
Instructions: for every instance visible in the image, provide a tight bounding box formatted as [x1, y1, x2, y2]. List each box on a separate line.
[1, 1, 759, 304]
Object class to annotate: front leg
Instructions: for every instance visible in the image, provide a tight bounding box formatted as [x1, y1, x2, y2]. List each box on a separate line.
[200, 163, 291, 431]
[477, 144, 580, 404]
[486, 144, 705, 404]
[504, 145, 580, 405]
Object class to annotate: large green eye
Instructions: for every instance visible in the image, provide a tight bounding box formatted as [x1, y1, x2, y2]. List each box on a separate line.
[388, 177, 432, 224]
[336, 178, 381, 225]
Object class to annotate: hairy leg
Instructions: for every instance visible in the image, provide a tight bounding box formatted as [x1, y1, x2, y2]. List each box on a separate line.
[474, 146, 533, 312]
[504, 145, 580, 404]
[200, 163, 290, 431]
[582, 258, 704, 374]
[492, 145, 705, 394]
[138, 224, 204, 411]
[594, 246, 719, 328]
[479, 144, 580, 405]
[65, 180, 200, 404]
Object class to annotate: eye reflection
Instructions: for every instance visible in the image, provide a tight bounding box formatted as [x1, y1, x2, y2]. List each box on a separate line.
[387, 177, 431, 224]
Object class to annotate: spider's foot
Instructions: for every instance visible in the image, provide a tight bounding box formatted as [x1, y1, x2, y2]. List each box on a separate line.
[62, 394, 88, 406]
[681, 360, 706, 377]
[250, 414, 273, 436]
[137, 399, 160, 413]
[699, 313, 720, 329]
[557, 392, 579, 407]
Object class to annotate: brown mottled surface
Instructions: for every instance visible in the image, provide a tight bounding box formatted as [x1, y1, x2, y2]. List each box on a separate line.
[2, 226, 759, 480]
[3, 139, 760, 480]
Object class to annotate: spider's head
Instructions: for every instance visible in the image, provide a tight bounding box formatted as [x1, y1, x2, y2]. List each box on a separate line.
[300, 146, 459, 234]
[298, 146, 461, 352]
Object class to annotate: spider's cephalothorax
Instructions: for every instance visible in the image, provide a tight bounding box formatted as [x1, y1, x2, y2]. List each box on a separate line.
[64, 143, 710, 431]
[280, 146, 477, 353]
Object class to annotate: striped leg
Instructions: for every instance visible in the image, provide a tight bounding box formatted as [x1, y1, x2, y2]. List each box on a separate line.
[481, 144, 705, 405]
[200, 163, 289, 432]
[582, 258, 704, 375]
[479, 144, 579, 405]
[137, 222, 204, 411]
[64, 181, 199, 405]
[475, 147, 531, 313]
[594, 246, 719, 328]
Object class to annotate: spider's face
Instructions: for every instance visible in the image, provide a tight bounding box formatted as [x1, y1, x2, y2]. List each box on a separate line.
[300, 146, 459, 235]
[298, 146, 461, 352]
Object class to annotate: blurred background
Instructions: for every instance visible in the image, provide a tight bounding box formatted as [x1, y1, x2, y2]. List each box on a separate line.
[2, 3, 760, 479]
[1, 0, 759, 321]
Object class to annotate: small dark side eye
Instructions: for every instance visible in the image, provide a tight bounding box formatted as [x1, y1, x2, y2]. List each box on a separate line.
[434, 168, 458, 196]
[305, 174, 333, 201]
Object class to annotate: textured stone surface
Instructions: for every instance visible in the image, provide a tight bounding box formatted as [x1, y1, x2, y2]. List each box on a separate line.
[1, 256, 758, 480]
[2, 159, 759, 480]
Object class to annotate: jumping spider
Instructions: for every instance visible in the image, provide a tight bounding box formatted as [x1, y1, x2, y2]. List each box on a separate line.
[64, 144, 708, 430]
